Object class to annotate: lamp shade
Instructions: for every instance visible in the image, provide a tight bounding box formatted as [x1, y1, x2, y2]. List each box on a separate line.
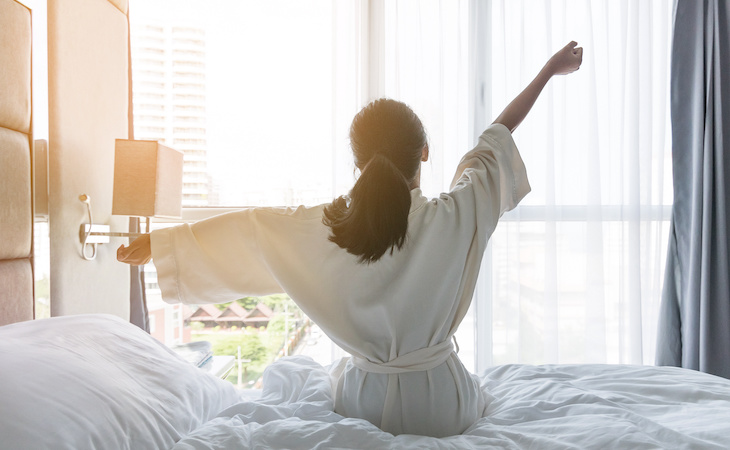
[112, 139, 183, 218]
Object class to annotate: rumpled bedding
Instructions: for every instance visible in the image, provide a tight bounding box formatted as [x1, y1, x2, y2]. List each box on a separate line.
[174, 355, 730, 449]
[2, 314, 729, 449]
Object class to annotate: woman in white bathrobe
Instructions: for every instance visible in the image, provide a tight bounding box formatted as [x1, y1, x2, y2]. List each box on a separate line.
[119, 41, 582, 437]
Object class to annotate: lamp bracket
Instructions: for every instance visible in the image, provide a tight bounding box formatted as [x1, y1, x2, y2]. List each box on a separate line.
[78, 193, 146, 261]
[78, 224, 144, 244]
[79, 224, 111, 244]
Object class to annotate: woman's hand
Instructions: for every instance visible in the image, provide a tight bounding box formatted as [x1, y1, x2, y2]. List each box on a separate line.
[117, 234, 152, 266]
[493, 41, 583, 132]
[547, 41, 583, 75]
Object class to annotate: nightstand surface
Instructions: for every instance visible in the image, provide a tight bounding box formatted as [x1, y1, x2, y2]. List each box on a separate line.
[202, 355, 235, 379]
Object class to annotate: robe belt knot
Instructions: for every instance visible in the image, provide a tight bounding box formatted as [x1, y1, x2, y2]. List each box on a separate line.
[352, 339, 455, 374]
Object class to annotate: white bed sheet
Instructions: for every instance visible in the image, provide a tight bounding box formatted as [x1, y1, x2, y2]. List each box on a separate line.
[2, 315, 729, 449]
[174, 356, 730, 449]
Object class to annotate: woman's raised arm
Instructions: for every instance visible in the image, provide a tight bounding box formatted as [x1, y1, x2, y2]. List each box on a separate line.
[493, 41, 583, 132]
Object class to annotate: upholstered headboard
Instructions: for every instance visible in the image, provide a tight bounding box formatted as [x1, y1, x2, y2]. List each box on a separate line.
[0, 0, 34, 326]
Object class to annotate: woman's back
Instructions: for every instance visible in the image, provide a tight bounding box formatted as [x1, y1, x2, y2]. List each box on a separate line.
[147, 123, 529, 436]
[119, 41, 582, 437]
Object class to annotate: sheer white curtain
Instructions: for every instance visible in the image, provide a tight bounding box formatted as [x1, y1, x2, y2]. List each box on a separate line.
[480, 0, 673, 368]
[340, 0, 674, 370]
[331, 0, 472, 200]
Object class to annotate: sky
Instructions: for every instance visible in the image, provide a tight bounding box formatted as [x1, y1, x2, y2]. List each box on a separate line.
[131, 0, 347, 206]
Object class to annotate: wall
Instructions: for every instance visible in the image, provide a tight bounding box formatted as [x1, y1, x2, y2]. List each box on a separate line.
[47, 0, 130, 318]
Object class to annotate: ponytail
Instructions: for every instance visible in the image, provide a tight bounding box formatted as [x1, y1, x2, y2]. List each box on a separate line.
[323, 154, 411, 263]
[323, 98, 427, 264]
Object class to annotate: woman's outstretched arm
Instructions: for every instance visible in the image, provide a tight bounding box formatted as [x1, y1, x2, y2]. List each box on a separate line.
[493, 41, 583, 132]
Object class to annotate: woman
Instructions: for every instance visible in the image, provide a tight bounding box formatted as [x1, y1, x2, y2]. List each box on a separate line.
[119, 41, 582, 437]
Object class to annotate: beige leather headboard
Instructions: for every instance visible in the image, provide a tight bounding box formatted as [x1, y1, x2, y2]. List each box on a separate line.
[0, 0, 34, 326]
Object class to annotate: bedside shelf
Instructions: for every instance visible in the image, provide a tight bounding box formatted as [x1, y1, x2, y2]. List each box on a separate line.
[201, 355, 235, 379]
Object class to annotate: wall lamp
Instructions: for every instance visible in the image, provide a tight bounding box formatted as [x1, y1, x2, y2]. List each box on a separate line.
[79, 139, 184, 260]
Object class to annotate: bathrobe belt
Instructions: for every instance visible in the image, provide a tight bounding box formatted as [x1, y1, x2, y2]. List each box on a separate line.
[352, 339, 455, 374]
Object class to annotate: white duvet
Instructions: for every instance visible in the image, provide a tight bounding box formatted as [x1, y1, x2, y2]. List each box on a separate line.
[2, 315, 730, 449]
[175, 356, 730, 450]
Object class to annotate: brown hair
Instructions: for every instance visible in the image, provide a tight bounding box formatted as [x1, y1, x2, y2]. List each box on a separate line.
[323, 99, 427, 263]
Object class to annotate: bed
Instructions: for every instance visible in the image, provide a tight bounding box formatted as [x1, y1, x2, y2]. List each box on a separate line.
[3, 1, 730, 448]
[2, 313, 730, 450]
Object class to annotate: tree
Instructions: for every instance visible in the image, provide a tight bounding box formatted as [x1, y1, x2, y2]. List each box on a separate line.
[261, 294, 297, 313]
[235, 297, 259, 310]
[239, 333, 267, 364]
[267, 315, 286, 335]
[214, 302, 230, 311]
[208, 332, 268, 366]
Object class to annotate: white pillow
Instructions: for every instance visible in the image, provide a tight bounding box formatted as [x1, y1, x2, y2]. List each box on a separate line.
[0, 314, 238, 449]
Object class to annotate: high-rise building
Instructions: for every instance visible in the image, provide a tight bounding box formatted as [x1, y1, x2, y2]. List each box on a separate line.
[130, 21, 211, 345]
[131, 22, 210, 207]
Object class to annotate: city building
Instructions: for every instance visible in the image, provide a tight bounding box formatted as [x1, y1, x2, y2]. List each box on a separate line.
[130, 22, 211, 206]
[131, 20, 212, 345]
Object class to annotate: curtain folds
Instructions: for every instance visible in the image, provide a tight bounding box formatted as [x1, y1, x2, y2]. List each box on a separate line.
[656, 0, 730, 378]
[481, 0, 673, 368]
[373, 0, 673, 369]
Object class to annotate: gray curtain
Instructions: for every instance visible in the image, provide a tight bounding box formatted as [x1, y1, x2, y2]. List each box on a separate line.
[656, 0, 730, 378]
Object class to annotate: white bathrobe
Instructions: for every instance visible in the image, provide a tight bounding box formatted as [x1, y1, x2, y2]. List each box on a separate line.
[151, 123, 530, 437]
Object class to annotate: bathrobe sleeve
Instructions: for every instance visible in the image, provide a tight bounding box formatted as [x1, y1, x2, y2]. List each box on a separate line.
[449, 123, 531, 215]
[433, 122, 531, 333]
[150, 209, 285, 304]
[443, 123, 531, 253]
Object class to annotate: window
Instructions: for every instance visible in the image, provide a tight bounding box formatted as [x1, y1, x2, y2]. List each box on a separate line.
[131, 0, 674, 386]
[144, 25, 164, 33]
[172, 38, 204, 47]
[139, 126, 165, 135]
[173, 26, 204, 36]
[173, 94, 204, 102]
[173, 72, 205, 81]
[173, 60, 204, 69]
[174, 105, 204, 112]
[137, 92, 165, 101]
[130, 0, 349, 386]
[137, 114, 164, 123]
[172, 82, 205, 91]
[140, 81, 165, 90]
[140, 58, 164, 67]
[172, 49, 204, 59]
